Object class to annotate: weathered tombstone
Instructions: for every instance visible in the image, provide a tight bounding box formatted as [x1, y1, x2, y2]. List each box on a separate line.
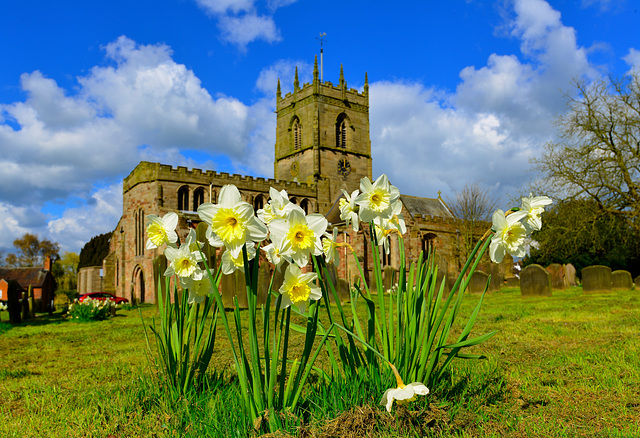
[21, 297, 30, 321]
[611, 270, 633, 290]
[434, 254, 450, 295]
[467, 271, 490, 294]
[336, 279, 351, 302]
[504, 276, 520, 288]
[219, 270, 237, 309]
[256, 262, 272, 305]
[635, 275, 640, 290]
[582, 265, 612, 293]
[271, 262, 287, 300]
[382, 266, 397, 293]
[325, 263, 339, 290]
[7, 280, 22, 324]
[479, 262, 503, 292]
[520, 264, 552, 297]
[29, 285, 36, 318]
[546, 263, 567, 290]
[565, 263, 577, 286]
[233, 270, 248, 309]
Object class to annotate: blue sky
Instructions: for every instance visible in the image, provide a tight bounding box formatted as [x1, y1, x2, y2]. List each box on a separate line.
[0, 0, 638, 256]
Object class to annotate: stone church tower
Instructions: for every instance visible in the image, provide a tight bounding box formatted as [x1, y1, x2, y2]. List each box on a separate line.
[274, 57, 372, 212]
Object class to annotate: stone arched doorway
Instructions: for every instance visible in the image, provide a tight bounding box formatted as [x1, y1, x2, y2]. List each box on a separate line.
[132, 265, 145, 304]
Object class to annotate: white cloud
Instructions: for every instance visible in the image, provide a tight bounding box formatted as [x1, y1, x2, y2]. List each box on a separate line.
[195, 0, 254, 15]
[623, 48, 640, 71]
[218, 14, 281, 48]
[369, 0, 596, 205]
[47, 183, 123, 253]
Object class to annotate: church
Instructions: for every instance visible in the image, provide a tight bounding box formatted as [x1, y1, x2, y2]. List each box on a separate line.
[102, 57, 470, 303]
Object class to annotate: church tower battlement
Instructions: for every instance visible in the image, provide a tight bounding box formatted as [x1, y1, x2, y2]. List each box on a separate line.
[274, 57, 372, 212]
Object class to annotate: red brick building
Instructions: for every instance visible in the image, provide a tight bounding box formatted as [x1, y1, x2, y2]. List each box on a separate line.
[0, 257, 57, 311]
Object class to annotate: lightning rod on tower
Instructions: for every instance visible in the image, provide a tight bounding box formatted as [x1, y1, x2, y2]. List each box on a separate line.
[317, 32, 326, 82]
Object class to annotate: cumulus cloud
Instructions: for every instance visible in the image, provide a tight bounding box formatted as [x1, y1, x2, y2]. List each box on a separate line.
[0, 36, 269, 253]
[369, 0, 596, 204]
[623, 48, 640, 71]
[194, 0, 295, 49]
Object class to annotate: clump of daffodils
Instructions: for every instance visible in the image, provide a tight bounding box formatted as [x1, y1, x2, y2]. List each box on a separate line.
[489, 194, 552, 263]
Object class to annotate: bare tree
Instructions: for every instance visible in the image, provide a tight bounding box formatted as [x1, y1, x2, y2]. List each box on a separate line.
[533, 71, 640, 231]
[447, 183, 498, 260]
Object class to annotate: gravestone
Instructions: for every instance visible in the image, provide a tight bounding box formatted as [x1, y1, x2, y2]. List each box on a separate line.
[565, 263, 577, 286]
[219, 269, 248, 309]
[382, 266, 397, 293]
[611, 270, 633, 290]
[546, 263, 567, 290]
[256, 262, 272, 305]
[7, 280, 22, 324]
[468, 271, 490, 294]
[520, 264, 552, 297]
[479, 262, 503, 292]
[336, 278, 351, 302]
[581, 265, 612, 293]
[505, 276, 520, 288]
[635, 275, 640, 290]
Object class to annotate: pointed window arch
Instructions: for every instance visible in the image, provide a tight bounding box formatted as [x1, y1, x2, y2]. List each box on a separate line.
[178, 186, 189, 211]
[300, 198, 310, 214]
[254, 194, 265, 211]
[193, 187, 205, 210]
[292, 117, 302, 150]
[135, 208, 145, 256]
[336, 113, 349, 148]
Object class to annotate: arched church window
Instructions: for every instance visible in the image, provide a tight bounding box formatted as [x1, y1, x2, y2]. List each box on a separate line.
[422, 233, 437, 258]
[178, 186, 189, 211]
[293, 118, 302, 150]
[135, 208, 145, 256]
[254, 194, 265, 211]
[300, 198, 310, 214]
[193, 187, 205, 210]
[336, 114, 348, 148]
[290, 197, 297, 205]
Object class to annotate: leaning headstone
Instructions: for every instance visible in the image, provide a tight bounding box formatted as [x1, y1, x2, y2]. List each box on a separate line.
[611, 270, 633, 290]
[520, 264, 552, 297]
[382, 266, 397, 293]
[504, 276, 520, 288]
[336, 278, 351, 303]
[565, 264, 577, 286]
[582, 265, 612, 293]
[467, 271, 490, 294]
[546, 263, 567, 290]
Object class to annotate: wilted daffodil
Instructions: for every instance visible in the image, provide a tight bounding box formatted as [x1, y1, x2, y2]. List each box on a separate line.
[146, 212, 178, 249]
[339, 189, 360, 232]
[380, 362, 429, 412]
[220, 243, 257, 275]
[269, 208, 327, 268]
[197, 184, 268, 258]
[521, 194, 552, 232]
[279, 263, 322, 313]
[489, 209, 528, 263]
[355, 174, 400, 223]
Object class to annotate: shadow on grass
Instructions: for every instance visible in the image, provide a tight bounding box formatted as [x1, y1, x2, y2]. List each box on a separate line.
[0, 311, 68, 333]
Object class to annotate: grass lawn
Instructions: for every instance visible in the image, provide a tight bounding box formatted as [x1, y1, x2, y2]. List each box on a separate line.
[1, 286, 639, 437]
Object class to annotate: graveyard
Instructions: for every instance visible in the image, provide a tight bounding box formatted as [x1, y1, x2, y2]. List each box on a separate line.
[1, 280, 639, 437]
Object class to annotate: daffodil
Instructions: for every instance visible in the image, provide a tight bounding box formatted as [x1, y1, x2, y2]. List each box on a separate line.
[339, 189, 360, 232]
[257, 187, 296, 225]
[184, 273, 214, 304]
[489, 209, 528, 263]
[380, 362, 429, 412]
[355, 174, 401, 223]
[322, 227, 341, 265]
[269, 208, 327, 268]
[521, 194, 552, 232]
[261, 242, 283, 270]
[164, 244, 203, 280]
[220, 242, 257, 275]
[279, 263, 322, 313]
[197, 184, 268, 258]
[146, 212, 178, 249]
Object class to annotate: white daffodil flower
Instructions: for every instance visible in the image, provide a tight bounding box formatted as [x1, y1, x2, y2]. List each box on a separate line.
[521, 194, 552, 232]
[146, 212, 178, 249]
[262, 243, 284, 270]
[183, 229, 205, 261]
[322, 227, 340, 265]
[354, 174, 401, 223]
[380, 362, 429, 412]
[197, 184, 268, 258]
[184, 272, 213, 304]
[269, 208, 327, 268]
[257, 187, 296, 225]
[279, 263, 322, 313]
[339, 189, 360, 232]
[164, 244, 202, 281]
[220, 243, 257, 275]
[490, 209, 528, 263]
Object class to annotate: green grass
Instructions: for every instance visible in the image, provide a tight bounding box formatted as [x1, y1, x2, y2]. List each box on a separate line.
[1, 287, 639, 437]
